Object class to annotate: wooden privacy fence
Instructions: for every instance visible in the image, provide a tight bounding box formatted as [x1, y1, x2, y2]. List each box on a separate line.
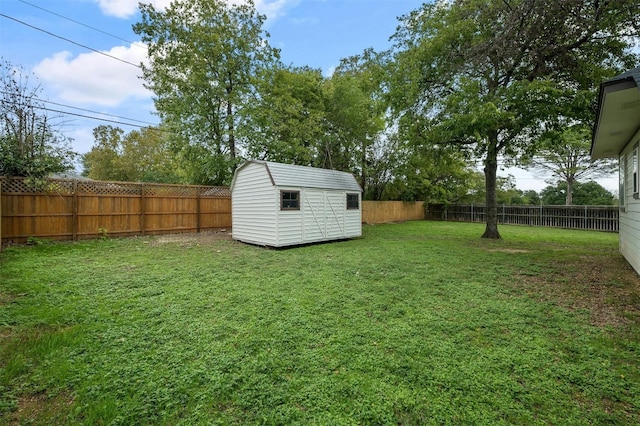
[426, 204, 619, 232]
[362, 201, 425, 224]
[1, 177, 231, 245]
[1, 177, 427, 246]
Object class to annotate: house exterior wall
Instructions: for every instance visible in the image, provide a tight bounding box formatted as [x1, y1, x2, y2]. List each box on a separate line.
[618, 128, 640, 274]
[231, 162, 278, 246]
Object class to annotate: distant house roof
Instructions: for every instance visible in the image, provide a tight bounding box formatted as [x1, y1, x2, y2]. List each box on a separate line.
[591, 66, 640, 159]
[231, 160, 361, 192]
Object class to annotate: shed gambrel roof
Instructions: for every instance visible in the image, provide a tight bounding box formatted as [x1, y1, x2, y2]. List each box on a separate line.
[231, 160, 362, 192]
[591, 66, 640, 159]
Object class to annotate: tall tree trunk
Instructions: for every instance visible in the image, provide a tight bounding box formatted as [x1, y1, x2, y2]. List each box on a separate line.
[225, 78, 236, 163]
[360, 139, 367, 195]
[565, 178, 574, 206]
[482, 138, 501, 239]
[227, 100, 236, 161]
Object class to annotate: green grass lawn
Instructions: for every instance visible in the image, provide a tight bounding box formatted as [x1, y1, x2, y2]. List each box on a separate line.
[1, 221, 639, 425]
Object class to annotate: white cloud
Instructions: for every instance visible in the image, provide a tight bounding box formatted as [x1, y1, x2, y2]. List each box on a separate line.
[33, 43, 151, 107]
[94, 0, 172, 19]
[94, 0, 299, 21]
[255, 0, 300, 21]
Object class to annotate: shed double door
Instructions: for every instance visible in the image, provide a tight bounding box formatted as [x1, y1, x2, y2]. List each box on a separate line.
[302, 191, 345, 241]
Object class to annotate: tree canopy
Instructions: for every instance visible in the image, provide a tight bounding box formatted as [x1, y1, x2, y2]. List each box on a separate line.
[82, 125, 182, 183]
[389, 0, 640, 238]
[541, 181, 616, 206]
[523, 124, 616, 205]
[133, 0, 279, 185]
[0, 60, 76, 185]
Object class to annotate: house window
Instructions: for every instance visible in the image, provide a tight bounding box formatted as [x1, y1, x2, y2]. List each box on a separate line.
[620, 153, 626, 210]
[281, 190, 300, 210]
[346, 193, 359, 209]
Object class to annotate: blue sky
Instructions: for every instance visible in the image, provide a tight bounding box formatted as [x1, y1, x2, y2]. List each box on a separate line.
[0, 0, 423, 151]
[0, 0, 617, 191]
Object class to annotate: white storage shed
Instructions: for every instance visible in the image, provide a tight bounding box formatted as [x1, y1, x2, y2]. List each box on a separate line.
[231, 160, 362, 247]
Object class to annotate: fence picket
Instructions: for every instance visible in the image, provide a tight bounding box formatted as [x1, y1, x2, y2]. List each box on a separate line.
[1, 177, 429, 245]
[426, 204, 618, 232]
[1, 177, 232, 244]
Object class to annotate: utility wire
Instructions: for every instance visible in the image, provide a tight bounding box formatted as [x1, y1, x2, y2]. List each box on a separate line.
[0, 13, 142, 68]
[0, 90, 157, 126]
[18, 0, 147, 50]
[2, 98, 158, 129]
[40, 106, 166, 130]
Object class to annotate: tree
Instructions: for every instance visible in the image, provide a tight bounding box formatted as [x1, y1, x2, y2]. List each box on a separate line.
[244, 66, 326, 166]
[457, 173, 540, 205]
[324, 50, 387, 191]
[133, 0, 279, 185]
[384, 143, 475, 203]
[523, 124, 616, 205]
[390, 0, 640, 238]
[82, 125, 125, 181]
[0, 60, 75, 183]
[125, 127, 182, 183]
[541, 181, 615, 206]
[245, 54, 390, 199]
[83, 125, 182, 183]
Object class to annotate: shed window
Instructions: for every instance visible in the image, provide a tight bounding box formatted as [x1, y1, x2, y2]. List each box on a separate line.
[281, 191, 300, 210]
[347, 193, 359, 209]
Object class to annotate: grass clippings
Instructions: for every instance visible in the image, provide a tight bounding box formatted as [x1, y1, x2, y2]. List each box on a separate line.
[1, 221, 639, 425]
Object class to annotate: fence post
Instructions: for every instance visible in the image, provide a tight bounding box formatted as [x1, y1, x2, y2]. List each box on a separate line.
[196, 187, 201, 233]
[539, 204, 542, 226]
[471, 204, 474, 222]
[72, 180, 78, 241]
[141, 183, 146, 236]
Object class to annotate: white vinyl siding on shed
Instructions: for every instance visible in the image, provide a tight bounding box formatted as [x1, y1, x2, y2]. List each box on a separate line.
[300, 190, 349, 242]
[231, 160, 362, 247]
[231, 162, 278, 246]
[619, 128, 640, 273]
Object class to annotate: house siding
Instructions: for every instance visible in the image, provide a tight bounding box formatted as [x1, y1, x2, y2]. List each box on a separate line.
[619, 131, 640, 274]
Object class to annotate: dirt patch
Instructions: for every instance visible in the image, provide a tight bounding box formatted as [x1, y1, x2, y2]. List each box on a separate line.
[488, 248, 530, 253]
[150, 229, 232, 246]
[513, 254, 640, 328]
[10, 392, 74, 425]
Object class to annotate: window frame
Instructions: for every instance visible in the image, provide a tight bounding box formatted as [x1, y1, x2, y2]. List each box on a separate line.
[280, 190, 300, 211]
[346, 193, 360, 210]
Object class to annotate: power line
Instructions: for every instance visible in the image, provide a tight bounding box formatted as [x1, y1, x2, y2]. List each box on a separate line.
[0, 13, 141, 68]
[0, 90, 157, 126]
[2, 99, 158, 129]
[18, 0, 147, 50]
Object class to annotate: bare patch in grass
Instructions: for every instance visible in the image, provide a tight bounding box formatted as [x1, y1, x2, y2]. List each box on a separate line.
[488, 248, 530, 253]
[514, 254, 640, 327]
[10, 392, 74, 425]
[150, 229, 232, 247]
